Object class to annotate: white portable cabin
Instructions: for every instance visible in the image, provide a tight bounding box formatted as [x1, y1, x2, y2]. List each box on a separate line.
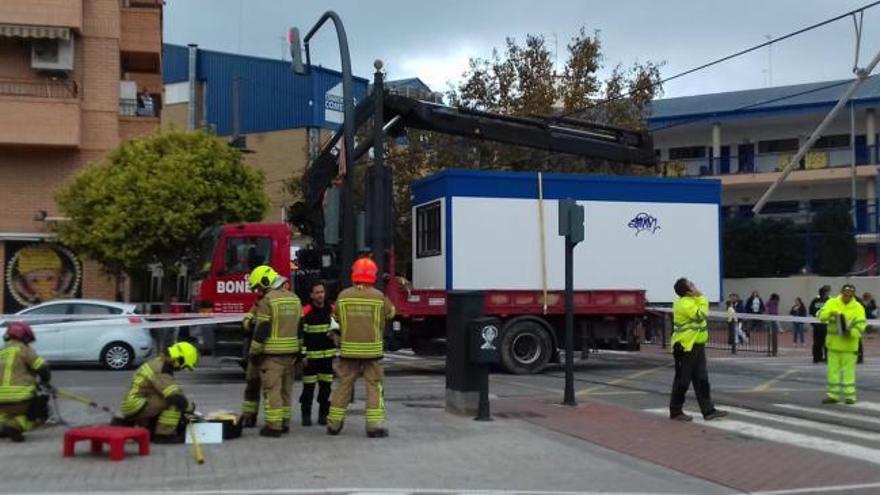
[410, 169, 722, 303]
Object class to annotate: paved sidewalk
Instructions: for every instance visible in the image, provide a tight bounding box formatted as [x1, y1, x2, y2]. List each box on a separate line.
[0, 380, 732, 495]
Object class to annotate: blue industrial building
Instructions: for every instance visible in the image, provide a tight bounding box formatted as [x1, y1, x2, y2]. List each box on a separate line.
[162, 44, 369, 136]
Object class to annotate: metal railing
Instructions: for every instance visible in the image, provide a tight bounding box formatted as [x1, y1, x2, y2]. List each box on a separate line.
[664, 145, 879, 177]
[119, 97, 158, 117]
[0, 78, 77, 99]
[642, 310, 778, 356]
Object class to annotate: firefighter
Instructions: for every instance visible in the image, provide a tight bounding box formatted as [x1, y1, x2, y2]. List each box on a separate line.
[0, 322, 51, 443]
[299, 281, 336, 426]
[117, 341, 199, 444]
[817, 284, 867, 405]
[247, 265, 302, 437]
[327, 258, 396, 438]
[668, 278, 727, 422]
[240, 300, 262, 428]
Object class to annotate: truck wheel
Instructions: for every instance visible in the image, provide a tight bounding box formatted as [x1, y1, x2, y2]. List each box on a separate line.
[500, 319, 552, 374]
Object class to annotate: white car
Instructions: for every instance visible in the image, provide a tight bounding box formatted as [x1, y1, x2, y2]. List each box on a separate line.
[0, 299, 154, 370]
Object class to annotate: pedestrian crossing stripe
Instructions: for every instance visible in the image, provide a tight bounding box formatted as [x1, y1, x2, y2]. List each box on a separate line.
[644, 405, 880, 466]
[774, 403, 880, 426]
[722, 406, 880, 442]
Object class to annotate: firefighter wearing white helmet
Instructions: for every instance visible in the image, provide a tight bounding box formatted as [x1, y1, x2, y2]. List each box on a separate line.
[247, 265, 302, 437]
[116, 341, 199, 444]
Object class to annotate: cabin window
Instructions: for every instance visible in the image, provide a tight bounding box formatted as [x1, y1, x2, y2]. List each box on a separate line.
[416, 201, 442, 258]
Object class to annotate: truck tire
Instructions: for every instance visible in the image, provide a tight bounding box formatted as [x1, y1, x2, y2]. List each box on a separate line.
[500, 318, 553, 374]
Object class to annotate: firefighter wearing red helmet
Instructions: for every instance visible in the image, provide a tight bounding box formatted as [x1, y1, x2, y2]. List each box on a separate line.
[0, 321, 51, 442]
[326, 257, 396, 437]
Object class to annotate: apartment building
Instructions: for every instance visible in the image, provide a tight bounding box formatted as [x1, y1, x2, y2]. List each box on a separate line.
[0, 0, 163, 313]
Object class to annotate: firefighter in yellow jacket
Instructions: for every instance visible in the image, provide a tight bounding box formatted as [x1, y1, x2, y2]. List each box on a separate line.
[117, 341, 199, 443]
[327, 258, 396, 438]
[669, 278, 727, 422]
[247, 265, 302, 437]
[0, 322, 51, 443]
[817, 284, 867, 405]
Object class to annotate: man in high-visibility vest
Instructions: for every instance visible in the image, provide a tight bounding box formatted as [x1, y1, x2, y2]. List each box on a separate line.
[817, 284, 867, 405]
[326, 258, 396, 437]
[0, 322, 51, 443]
[247, 265, 302, 437]
[669, 278, 727, 422]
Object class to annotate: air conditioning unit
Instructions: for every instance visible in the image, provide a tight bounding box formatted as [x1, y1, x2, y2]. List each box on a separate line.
[31, 37, 75, 71]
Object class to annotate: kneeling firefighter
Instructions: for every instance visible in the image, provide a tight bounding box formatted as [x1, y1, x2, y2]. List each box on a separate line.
[0, 322, 51, 442]
[116, 341, 199, 443]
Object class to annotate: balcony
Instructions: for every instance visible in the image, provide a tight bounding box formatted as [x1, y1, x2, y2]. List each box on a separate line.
[120, 3, 161, 58]
[0, 0, 82, 31]
[664, 145, 880, 183]
[0, 78, 80, 147]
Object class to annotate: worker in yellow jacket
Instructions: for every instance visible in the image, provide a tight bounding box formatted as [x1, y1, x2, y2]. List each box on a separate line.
[669, 278, 727, 422]
[817, 284, 867, 405]
[0, 322, 51, 443]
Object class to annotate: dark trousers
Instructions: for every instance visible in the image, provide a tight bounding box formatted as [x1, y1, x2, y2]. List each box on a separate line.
[812, 324, 827, 363]
[669, 343, 715, 417]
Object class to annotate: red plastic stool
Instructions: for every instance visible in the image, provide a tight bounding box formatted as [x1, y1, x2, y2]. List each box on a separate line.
[63, 426, 150, 461]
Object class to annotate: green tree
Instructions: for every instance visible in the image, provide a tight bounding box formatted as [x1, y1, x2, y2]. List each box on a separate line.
[811, 204, 856, 275]
[56, 129, 268, 306]
[723, 218, 805, 278]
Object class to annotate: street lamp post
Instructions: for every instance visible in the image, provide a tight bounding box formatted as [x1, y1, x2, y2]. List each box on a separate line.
[290, 11, 356, 287]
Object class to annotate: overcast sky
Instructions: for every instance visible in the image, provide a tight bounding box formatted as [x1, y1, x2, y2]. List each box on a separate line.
[165, 0, 880, 99]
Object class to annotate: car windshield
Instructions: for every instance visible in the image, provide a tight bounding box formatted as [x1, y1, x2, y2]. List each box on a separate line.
[193, 226, 222, 280]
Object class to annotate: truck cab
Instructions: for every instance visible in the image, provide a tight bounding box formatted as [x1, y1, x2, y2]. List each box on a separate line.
[190, 223, 293, 355]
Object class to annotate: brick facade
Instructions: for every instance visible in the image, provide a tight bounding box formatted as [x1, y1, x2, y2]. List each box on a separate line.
[0, 0, 162, 313]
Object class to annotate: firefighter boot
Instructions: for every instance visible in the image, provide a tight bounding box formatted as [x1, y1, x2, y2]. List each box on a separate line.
[317, 382, 331, 426]
[2, 426, 24, 443]
[152, 433, 185, 444]
[259, 426, 282, 438]
[301, 404, 312, 427]
[240, 414, 257, 428]
[366, 428, 389, 438]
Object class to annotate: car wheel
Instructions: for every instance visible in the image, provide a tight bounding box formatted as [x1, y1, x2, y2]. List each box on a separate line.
[101, 342, 134, 370]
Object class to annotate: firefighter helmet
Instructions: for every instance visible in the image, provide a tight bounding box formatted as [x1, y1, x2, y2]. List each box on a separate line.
[168, 341, 200, 370]
[248, 265, 279, 291]
[352, 258, 378, 285]
[4, 321, 35, 344]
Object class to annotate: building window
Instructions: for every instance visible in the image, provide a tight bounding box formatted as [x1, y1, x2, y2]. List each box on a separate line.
[416, 201, 442, 258]
[668, 146, 707, 160]
[762, 201, 800, 214]
[224, 237, 272, 274]
[758, 138, 799, 153]
[814, 134, 851, 149]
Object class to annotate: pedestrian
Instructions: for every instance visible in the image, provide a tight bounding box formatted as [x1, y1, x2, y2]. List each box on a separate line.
[809, 285, 831, 363]
[726, 294, 738, 347]
[326, 258, 396, 437]
[862, 292, 877, 320]
[0, 322, 51, 443]
[745, 290, 765, 335]
[299, 281, 337, 426]
[767, 293, 781, 333]
[669, 277, 727, 422]
[790, 297, 807, 346]
[246, 265, 302, 437]
[115, 341, 199, 444]
[817, 284, 867, 405]
[239, 297, 263, 428]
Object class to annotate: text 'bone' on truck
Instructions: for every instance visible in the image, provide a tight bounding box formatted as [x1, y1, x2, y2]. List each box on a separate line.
[190, 87, 722, 374]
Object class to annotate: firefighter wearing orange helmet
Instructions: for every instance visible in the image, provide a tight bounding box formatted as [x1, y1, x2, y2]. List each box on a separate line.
[326, 258, 396, 437]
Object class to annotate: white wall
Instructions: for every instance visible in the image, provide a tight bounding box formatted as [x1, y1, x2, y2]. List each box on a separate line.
[412, 198, 446, 290]
[450, 197, 721, 303]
